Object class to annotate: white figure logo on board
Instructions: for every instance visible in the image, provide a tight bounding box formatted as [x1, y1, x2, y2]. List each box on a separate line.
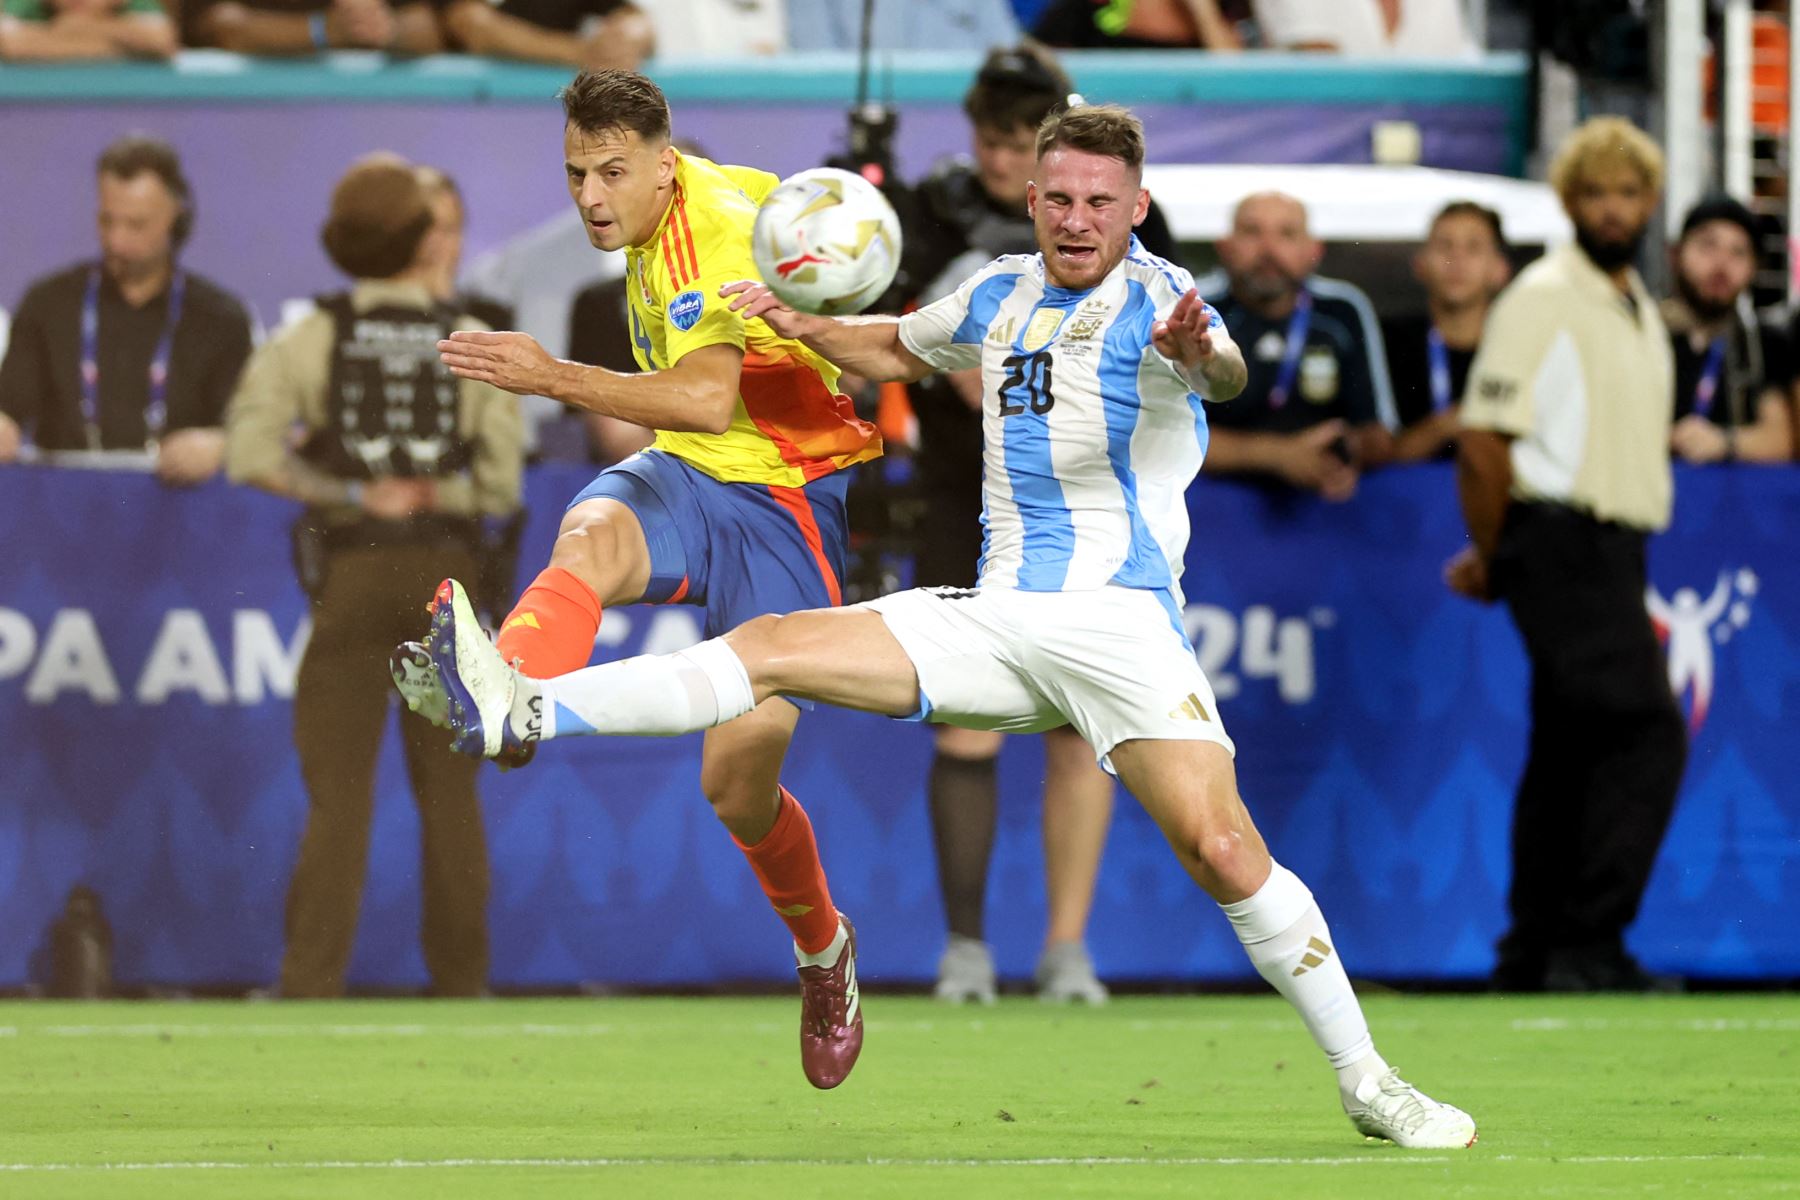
[1647, 568, 1758, 734]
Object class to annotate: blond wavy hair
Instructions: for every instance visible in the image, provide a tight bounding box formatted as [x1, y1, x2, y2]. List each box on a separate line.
[1549, 116, 1665, 208]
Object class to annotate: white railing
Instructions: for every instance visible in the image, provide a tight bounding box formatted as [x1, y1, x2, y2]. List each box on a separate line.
[1664, 0, 1708, 242]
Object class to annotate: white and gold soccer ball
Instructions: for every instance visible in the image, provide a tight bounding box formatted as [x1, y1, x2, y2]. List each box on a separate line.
[752, 167, 902, 316]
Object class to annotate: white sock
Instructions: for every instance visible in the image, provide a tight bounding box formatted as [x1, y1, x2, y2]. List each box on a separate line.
[1221, 862, 1386, 1101]
[527, 637, 757, 739]
[795, 919, 848, 966]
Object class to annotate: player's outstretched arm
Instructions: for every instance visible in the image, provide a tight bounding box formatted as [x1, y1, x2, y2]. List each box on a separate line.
[1153, 289, 1247, 401]
[439, 331, 742, 435]
[720, 282, 933, 384]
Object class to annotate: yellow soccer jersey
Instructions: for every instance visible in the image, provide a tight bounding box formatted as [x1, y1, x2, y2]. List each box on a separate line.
[621, 152, 881, 487]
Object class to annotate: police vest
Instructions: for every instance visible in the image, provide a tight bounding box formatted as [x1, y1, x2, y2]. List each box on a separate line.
[306, 294, 472, 480]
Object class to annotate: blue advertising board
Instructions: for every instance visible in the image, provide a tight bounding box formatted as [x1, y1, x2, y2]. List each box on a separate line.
[1, 464, 1795, 989]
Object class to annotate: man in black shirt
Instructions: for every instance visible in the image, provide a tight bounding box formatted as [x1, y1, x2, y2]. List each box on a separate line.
[0, 136, 253, 485]
[1383, 201, 1512, 462]
[1196, 191, 1396, 499]
[444, 0, 648, 68]
[1663, 195, 1795, 463]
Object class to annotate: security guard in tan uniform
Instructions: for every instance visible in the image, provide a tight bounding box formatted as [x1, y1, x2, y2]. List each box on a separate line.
[226, 154, 524, 997]
[1449, 118, 1685, 994]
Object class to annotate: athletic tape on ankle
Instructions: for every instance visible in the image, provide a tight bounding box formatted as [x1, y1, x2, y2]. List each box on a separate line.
[1220, 861, 1315, 944]
[676, 638, 756, 724]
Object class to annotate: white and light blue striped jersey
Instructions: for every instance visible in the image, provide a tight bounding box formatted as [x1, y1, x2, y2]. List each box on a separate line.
[898, 236, 1230, 606]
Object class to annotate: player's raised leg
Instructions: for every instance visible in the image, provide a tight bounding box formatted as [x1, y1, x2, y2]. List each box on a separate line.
[497, 497, 652, 673]
[1107, 737, 1478, 1149]
[426, 579, 921, 750]
[392, 496, 653, 759]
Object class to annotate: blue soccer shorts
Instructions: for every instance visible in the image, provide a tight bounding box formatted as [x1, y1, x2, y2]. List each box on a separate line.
[566, 449, 851, 640]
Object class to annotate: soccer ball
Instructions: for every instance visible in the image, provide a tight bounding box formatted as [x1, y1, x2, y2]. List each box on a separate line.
[752, 167, 902, 316]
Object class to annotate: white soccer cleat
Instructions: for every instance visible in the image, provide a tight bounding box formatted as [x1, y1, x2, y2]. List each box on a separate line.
[1345, 1068, 1478, 1149]
[390, 640, 449, 728]
[426, 578, 528, 761]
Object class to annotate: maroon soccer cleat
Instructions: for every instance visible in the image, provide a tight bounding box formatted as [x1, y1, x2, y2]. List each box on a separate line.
[796, 915, 863, 1090]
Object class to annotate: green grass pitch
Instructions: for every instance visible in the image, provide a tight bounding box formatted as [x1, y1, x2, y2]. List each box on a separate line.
[1, 993, 1794, 1198]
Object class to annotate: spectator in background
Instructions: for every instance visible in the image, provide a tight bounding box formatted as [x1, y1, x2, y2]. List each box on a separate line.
[0, 136, 251, 485]
[1034, 0, 1243, 50]
[565, 276, 656, 463]
[1450, 117, 1684, 993]
[226, 154, 523, 998]
[1383, 201, 1512, 462]
[1252, 0, 1477, 56]
[1664, 195, 1795, 463]
[416, 167, 515, 334]
[642, 0, 782, 57]
[0, 0, 175, 60]
[1197, 191, 1396, 500]
[785, 0, 1017, 50]
[443, 0, 650, 69]
[463, 218, 623, 459]
[188, 0, 441, 53]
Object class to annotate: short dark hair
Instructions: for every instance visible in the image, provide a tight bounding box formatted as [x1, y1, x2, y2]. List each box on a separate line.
[97, 134, 193, 246]
[560, 69, 671, 143]
[964, 41, 1073, 132]
[1679, 193, 1759, 249]
[1035, 103, 1144, 172]
[1430, 201, 1507, 254]
[97, 134, 190, 206]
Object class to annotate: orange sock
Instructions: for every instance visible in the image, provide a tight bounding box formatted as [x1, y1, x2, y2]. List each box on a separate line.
[735, 788, 841, 955]
[494, 567, 603, 678]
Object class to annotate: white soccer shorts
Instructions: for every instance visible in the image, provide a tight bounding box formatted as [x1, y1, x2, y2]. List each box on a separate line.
[858, 584, 1235, 771]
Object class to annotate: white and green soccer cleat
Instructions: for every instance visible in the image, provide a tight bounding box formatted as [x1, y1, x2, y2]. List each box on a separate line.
[1346, 1067, 1478, 1149]
[426, 578, 538, 764]
[390, 640, 449, 728]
